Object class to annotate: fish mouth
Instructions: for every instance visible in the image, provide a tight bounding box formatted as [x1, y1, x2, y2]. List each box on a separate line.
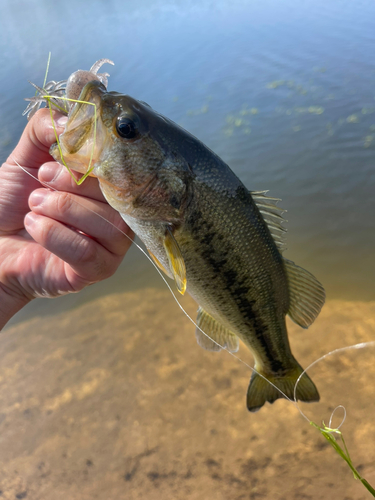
[50, 80, 108, 176]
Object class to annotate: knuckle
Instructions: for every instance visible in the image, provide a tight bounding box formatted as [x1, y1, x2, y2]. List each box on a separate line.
[54, 191, 73, 215]
[78, 241, 113, 280]
[75, 237, 98, 265]
[38, 217, 59, 247]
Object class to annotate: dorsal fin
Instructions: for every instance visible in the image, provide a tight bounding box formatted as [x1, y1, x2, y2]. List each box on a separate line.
[283, 259, 325, 328]
[195, 307, 239, 352]
[251, 190, 287, 252]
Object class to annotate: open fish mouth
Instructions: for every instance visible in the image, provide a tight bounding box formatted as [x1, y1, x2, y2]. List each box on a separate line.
[50, 81, 109, 176]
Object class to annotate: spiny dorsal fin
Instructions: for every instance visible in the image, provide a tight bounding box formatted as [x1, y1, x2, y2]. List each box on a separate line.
[251, 190, 287, 252]
[283, 259, 325, 328]
[195, 307, 239, 352]
[163, 227, 186, 295]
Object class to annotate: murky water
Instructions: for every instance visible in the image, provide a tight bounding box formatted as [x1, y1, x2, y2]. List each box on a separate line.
[1, 0, 375, 316]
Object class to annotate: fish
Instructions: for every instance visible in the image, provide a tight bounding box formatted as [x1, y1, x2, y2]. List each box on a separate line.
[49, 78, 325, 412]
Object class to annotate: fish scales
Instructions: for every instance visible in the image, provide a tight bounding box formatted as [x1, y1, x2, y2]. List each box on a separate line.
[49, 78, 325, 412]
[180, 182, 291, 367]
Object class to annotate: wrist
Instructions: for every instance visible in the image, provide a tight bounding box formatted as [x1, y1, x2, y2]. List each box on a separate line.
[0, 283, 32, 330]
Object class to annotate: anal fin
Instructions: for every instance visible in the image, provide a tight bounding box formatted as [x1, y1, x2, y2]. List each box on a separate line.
[195, 307, 239, 353]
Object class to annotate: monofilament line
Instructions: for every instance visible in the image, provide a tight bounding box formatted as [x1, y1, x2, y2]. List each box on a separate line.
[13, 158, 294, 407]
[15, 159, 375, 421]
[295, 341, 375, 423]
[14, 158, 375, 495]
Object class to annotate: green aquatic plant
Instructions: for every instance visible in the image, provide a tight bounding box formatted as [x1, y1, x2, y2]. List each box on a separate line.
[295, 343, 375, 497]
[311, 422, 375, 496]
[308, 106, 324, 115]
[347, 114, 359, 123]
[266, 79, 307, 94]
[266, 80, 285, 89]
[224, 105, 257, 136]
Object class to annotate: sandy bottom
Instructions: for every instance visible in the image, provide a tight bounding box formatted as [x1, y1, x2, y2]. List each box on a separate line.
[0, 289, 375, 500]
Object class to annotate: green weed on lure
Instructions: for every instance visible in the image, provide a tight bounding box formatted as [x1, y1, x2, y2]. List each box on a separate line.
[23, 58, 114, 184]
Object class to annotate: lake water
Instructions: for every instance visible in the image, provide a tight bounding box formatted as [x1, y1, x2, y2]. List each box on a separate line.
[1, 0, 375, 316]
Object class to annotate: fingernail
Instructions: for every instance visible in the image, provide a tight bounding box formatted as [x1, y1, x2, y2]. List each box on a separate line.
[56, 115, 68, 128]
[24, 212, 38, 227]
[29, 190, 48, 207]
[39, 163, 60, 183]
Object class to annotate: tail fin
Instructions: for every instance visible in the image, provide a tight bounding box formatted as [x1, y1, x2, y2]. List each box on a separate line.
[246, 360, 319, 412]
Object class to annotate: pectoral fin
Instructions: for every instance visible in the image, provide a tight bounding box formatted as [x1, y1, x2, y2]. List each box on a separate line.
[195, 307, 239, 352]
[284, 258, 325, 328]
[163, 227, 186, 295]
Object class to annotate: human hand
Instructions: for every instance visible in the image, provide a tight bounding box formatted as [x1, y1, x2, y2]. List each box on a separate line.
[0, 109, 133, 328]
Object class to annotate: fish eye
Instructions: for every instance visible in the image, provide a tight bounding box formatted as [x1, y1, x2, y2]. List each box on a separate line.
[116, 116, 138, 139]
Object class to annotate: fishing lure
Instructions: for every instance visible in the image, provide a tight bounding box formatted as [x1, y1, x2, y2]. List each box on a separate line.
[24, 58, 114, 184]
[23, 58, 114, 119]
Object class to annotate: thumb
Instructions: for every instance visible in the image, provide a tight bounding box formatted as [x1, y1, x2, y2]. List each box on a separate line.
[7, 109, 67, 171]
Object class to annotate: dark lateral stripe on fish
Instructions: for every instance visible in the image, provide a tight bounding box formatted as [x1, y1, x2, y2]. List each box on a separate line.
[189, 209, 285, 374]
[225, 279, 285, 374]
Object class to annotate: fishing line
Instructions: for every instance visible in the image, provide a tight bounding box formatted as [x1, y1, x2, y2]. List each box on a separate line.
[18, 156, 375, 423]
[19, 56, 374, 424]
[13, 157, 295, 408]
[329, 405, 346, 430]
[14, 158, 375, 496]
[295, 341, 375, 423]
[15, 55, 375, 495]
[19, 90, 294, 405]
[15, 142, 375, 428]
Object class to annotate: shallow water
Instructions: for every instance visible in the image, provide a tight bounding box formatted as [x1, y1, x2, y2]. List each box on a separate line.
[1, 0, 375, 308]
[1, 290, 375, 499]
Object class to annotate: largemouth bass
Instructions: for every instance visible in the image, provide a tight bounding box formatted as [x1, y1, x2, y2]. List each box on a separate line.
[50, 80, 325, 412]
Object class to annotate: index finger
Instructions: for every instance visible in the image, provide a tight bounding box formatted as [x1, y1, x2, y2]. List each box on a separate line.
[38, 162, 107, 203]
